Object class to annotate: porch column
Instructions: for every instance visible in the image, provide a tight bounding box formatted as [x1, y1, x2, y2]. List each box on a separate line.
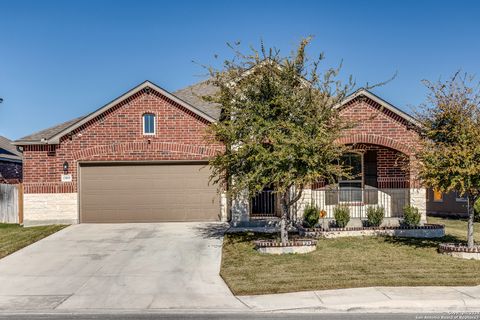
[409, 156, 427, 223]
[220, 192, 229, 221]
[410, 188, 427, 223]
[230, 189, 250, 226]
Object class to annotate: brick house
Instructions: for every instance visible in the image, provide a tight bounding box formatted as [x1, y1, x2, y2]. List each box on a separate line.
[231, 89, 426, 226]
[14, 80, 426, 226]
[15, 81, 225, 226]
[0, 135, 22, 184]
[426, 190, 468, 218]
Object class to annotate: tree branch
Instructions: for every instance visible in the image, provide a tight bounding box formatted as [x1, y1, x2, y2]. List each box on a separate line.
[287, 184, 304, 207]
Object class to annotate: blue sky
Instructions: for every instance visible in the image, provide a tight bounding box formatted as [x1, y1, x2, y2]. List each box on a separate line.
[0, 0, 479, 140]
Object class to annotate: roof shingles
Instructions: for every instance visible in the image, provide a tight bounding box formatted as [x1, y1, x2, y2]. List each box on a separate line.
[0, 136, 22, 161]
[14, 81, 221, 145]
[17, 116, 85, 142]
[13, 78, 416, 146]
[173, 80, 221, 120]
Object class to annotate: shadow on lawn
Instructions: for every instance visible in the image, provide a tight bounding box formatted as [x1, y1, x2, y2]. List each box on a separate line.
[382, 234, 463, 249]
[193, 223, 229, 239]
[225, 232, 277, 245]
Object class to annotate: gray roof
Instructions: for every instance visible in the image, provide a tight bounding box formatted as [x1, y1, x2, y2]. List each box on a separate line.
[15, 80, 220, 145]
[173, 80, 221, 120]
[13, 77, 417, 146]
[17, 116, 85, 143]
[0, 136, 22, 162]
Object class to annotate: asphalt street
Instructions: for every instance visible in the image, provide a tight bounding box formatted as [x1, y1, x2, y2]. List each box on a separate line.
[0, 312, 478, 320]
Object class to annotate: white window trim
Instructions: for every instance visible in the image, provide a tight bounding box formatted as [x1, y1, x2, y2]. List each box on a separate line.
[142, 113, 156, 135]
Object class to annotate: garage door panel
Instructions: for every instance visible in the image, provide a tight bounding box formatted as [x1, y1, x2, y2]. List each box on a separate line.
[80, 163, 220, 223]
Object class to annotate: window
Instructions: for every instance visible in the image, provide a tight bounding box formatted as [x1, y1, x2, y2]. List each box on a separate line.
[433, 189, 443, 202]
[456, 191, 468, 202]
[143, 113, 155, 135]
[339, 153, 363, 202]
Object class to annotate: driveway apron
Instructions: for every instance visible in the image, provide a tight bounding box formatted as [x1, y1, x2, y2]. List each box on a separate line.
[0, 222, 246, 311]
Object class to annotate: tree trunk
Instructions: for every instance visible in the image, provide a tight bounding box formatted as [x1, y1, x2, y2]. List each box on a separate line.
[467, 194, 476, 248]
[280, 191, 289, 245]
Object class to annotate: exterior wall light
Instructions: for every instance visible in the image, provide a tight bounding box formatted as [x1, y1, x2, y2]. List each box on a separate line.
[63, 161, 69, 173]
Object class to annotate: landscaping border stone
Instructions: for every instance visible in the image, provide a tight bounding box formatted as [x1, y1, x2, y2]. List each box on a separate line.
[299, 224, 445, 239]
[438, 243, 480, 260]
[254, 239, 317, 254]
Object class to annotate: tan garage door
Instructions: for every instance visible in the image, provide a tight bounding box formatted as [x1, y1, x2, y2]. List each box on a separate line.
[80, 162, 220, 223]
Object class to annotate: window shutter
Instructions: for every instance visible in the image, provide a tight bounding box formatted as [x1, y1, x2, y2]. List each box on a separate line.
[364, 150, 378, 188]
[364, 150, 378, 204]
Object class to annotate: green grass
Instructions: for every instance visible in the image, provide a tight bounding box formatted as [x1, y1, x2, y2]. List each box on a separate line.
[220, 216, 480, 295]
[0, 224, 67, 259]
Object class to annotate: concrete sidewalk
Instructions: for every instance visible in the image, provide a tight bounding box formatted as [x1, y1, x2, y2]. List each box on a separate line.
[237, 286, 480, 313]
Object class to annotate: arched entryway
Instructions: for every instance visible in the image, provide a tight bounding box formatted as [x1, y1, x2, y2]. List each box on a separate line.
[307, 142, 411, 219]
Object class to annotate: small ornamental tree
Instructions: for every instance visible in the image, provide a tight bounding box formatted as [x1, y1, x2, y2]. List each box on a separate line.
[417, 72, 480, 248]
[204, 38, 357, 244]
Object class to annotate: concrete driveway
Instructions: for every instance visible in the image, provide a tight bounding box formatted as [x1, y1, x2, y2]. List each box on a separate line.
[0, 223, 246, 312]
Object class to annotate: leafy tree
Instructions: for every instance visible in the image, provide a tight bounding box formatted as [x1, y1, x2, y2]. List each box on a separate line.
[417, 72, 480, 247]
[204, 38, 357, 244]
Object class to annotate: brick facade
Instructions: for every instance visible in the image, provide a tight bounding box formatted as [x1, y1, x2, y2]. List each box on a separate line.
[356, 144, 409, 179]
[337, 96, 421, 186]
[236, 95, 426, 226]
[19, 83, 426, 225]
[339, 97, 420, 154]
[22, 88, 222, 194]
[21, 91, 420, 195]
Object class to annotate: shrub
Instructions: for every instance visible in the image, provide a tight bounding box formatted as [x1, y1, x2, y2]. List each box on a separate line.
[334, 206, 350, 228]
[403, 205, 421, 227]
[474, 198, 480, 222]
[303, 204, 320, 228]
[366, 206, 385, 227]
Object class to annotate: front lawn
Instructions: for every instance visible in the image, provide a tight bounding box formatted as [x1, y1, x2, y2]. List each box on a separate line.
[0, 224, 67, 259]
[220, 216, 480, 295]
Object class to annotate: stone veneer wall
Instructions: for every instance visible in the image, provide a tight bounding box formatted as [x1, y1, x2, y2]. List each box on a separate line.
[24, 193, 78, 226]
[410, 188, 427, 223]
[231, 190, 250, 226]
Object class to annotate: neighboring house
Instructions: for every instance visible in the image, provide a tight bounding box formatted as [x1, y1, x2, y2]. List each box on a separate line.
[0, 135, 22, 184]
[14, 79, 427, 226]
[426, 189, 468, 218]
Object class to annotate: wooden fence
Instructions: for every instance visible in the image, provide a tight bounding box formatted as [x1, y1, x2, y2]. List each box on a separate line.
[0, 184, 23, 224]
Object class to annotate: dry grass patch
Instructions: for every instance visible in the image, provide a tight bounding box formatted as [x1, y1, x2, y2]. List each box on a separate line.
[220, 217, 480, 295]
[0, 224, 67, 259]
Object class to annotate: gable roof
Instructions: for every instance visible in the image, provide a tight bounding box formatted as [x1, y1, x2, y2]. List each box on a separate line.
[338, 88, 420, 127]
[173, 80, 221, 120]
[173, 83, 420, 127]
[0, 136, 22, 162]
[14, 77, 419, 146]
[16, 116, 85, 144]
[14, 80, 217, 145]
